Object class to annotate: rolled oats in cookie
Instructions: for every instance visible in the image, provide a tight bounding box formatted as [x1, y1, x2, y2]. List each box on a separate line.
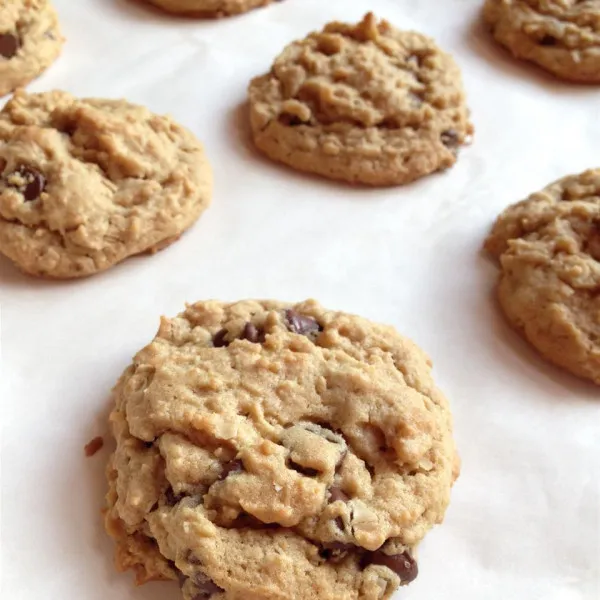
[0, 0, 64, 97]
[248, 12, 473, 187]
[142, 0, 280, 17]
[483, 0, 600, 83]
[0, 90, 212, 279]
[485, 169, 600, 385]
[104, 299, 459, 600]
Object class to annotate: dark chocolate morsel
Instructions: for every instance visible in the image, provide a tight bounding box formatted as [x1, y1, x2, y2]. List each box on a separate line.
[0, 33, 19, 59]
[368, 550, 418, 583]
[212, 328, 230, 348]
[285, 309, 321, 336]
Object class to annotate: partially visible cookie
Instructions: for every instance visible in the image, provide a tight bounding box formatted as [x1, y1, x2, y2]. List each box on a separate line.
[143, 0, 278, 17]
[0, 0, 64, 97]
[0, 90, 212, 279]
[104, 299, 459, 600]
[248, 12, 473, 187]
[483, 0, 600, 83]
[485, 169, 600, 385]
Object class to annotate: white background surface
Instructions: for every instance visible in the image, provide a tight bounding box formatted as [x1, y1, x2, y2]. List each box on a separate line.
[1, 0, 599, 598]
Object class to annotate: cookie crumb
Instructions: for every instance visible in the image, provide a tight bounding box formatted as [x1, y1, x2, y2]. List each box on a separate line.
[85, 436, 104, 457]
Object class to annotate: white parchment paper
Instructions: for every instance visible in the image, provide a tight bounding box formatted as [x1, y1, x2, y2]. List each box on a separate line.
[1, 1, 599, 598]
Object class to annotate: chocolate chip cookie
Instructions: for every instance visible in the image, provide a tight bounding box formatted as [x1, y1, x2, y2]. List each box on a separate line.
[0, 90, 212, 278]
[483, 0, 600, 83]
[248, 12, 473, 187]
[0, 0, 64, 97]
[104, 299, 459, 599]
[142, 0, 279, 17]
[485, 169, 600, 385]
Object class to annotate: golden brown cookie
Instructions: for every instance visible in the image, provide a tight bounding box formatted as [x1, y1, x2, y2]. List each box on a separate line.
[105, 299, 460, 599]
[0, 0, 64, 97]
[248, 13, 473, 186]
[485, 169, 600, 385]
[143, 0, 278, 17]
[0, 90, 213, 279]
[483, 0, 600, 83]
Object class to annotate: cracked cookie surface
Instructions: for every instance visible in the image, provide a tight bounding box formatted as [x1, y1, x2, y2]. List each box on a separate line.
[248, 12, 473, 187]
[143, 0, 278, 17]
[485, 169, 600, 384]
[104, 299, 459, 600]
[0, 90, 212, 278]
[0, 0, 64, 97]
[483, 0, 600, 83]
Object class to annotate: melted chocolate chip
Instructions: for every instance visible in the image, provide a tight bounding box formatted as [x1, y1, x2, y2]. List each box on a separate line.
[285, 310, 321, 336]
[440, 129, 460, 149]
[368, 550, 418, 583]
[11, 166, 46, 201]
[241, 322, 265, 343]
[218, 459, 244, 481]
[193, 574, 224, 599]
[0, 33, 19, 59]
[539, 34, 557, 46]
[212, 328, 230, 348]
[329, 486, 349, 503]
[288, 459, 320, 477]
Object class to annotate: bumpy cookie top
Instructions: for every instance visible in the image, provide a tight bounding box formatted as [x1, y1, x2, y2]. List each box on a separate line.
[0, 0, 64, 97]
[248, 13, 473, 186]
[105, 300, 459, 600]
[485, 169, 600, 384]
[483, 0, 600, 82]
[0, 90, 212, 278]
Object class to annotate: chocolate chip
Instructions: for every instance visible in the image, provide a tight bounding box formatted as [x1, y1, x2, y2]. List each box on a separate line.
[218, 459, 244, 481]
[440, 129, 460, 149]
[11, 166, 46, 201]
[143, 441, 154, 448]
[288, 459, 320, 477]
[368, 550, 418, 583]
[285, 310, 321, 336]
[193, 574, 224, 599]
[212, 328, 230, 348]
[539, 34, 557, 46]
[329, 486, 349, 503]
[0, 33, 19, 59]
[241, 322, 265, 344]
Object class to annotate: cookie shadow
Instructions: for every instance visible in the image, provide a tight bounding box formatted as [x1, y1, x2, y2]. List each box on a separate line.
[465, 12, 597, 97]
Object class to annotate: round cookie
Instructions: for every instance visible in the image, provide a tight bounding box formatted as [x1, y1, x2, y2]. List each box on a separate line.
[143, 0, 278, 17]
[483, 0, 600, 83]
[248, 12, 473, 187]
[0, 90, 212, 279]
[104, 299, 459, 600]
[0, 0, 64, 97]
[485, 169, 600, 385]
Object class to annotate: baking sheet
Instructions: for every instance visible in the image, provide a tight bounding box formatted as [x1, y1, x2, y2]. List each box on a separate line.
[1, 0, 599, 598]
